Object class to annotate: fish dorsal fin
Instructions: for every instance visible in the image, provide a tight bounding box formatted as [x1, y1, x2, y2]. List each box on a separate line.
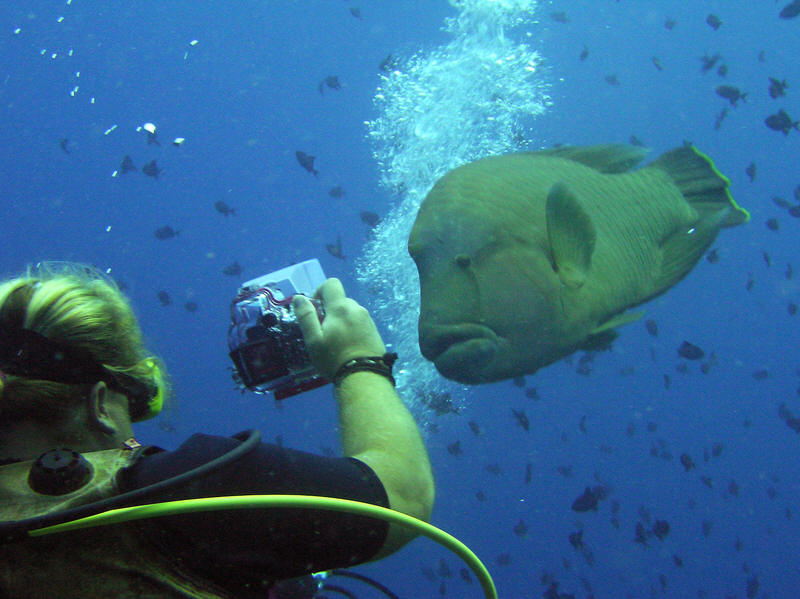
[546, 182, 596, 289]
[534, 144, 650, 173]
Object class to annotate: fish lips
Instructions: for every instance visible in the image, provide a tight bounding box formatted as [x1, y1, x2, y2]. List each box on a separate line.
[419, 323, 501, 383]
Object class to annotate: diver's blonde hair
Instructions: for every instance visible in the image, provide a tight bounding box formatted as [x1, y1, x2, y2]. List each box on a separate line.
[0, 264, 169, 422]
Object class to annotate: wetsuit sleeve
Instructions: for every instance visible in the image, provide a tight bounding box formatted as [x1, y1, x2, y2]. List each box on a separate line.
[119, 433, 390, 591]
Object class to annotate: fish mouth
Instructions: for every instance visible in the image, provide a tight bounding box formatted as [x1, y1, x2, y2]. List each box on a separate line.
[419, 323, 501, 382]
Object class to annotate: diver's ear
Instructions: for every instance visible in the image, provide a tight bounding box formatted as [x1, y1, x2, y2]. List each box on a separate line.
[87, 381, 117, 435]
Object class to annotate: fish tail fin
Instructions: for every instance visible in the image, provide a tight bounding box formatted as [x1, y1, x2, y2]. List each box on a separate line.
[652, 145, 749, 227]
[649, 146, 749, 292]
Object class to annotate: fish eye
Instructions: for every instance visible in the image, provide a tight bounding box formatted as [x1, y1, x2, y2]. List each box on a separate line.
[455, 254, 471, 268]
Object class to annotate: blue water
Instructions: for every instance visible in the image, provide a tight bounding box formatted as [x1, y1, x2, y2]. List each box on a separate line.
[2, 1, 799, 597]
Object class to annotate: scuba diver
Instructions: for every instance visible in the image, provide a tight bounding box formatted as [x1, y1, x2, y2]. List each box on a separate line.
[0, 263, 435, 599]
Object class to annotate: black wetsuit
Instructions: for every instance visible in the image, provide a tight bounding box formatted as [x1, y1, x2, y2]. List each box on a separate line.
[118, 432, 390, 596]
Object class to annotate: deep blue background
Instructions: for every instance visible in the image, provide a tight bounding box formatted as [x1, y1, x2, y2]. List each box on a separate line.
[2, 2, 799, 598]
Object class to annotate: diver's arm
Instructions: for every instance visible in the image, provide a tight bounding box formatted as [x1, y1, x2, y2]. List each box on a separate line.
[293, 278, 435, 558]
[335, 370, 434, 558]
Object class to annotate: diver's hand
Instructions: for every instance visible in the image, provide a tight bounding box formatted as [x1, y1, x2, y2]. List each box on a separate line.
[292, 278, 386, 379]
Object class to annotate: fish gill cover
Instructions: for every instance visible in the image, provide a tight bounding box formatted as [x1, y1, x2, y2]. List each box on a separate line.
[357, 0, 550, 413]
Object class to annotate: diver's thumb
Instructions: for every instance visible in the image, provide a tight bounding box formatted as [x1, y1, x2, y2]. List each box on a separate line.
[292, 295, 321, 343]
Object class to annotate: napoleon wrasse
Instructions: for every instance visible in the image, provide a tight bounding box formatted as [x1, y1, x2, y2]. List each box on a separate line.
[408, 144, 749, 384]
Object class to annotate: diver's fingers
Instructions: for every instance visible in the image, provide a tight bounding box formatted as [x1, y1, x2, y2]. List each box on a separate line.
[292, 294, 322, 346]
[315, 277, 346, 307]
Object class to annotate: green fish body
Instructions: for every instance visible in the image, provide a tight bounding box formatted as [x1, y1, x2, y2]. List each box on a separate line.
[408, 144, 749, 384]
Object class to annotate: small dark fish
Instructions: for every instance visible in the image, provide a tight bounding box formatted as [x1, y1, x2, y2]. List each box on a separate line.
[664, 19, 676, 30]
[459, 569, 471, 584]
[715, 85, 747, 106]
[550, 11, 569, 23]
[604, 74, 620, 86]
[524, 387, 539, 400]
[745, 162, 756, 182]
[318, 75, 341, 94]
[714, 107, 729, 130]
[579, 45, 589, 61]
[214, 200, 235, 216]
[680, 453, 695, 471]
[142, 159, 162, 179]
[652, 520, 670, 540]
[222, 261, 243, 276]
[768, 77, 788, 99]
[59, 138, 70, 153]
[758, 50, 766, 63]
[495, 553, 511, 566]
[524, 462, 532, 484]
[787, 263, 794, 279]
[328, 185, 345, 198]
[378, 53, 397, 73]
[568, 530, 584, 549]
[447, 440, 462, 456]
[468, 420, 481, 436]
[349, 6, 362, 19]
[154, 225, 178, 240]
[706, 248, 719, 263]
[146, 130, 160, 146]
[629, 135, 645, 147]
[766, 218, 779, 231]
[773, 196, 790, 209]
[651, 57, 664, 71]
[184, 301, 198, 312]
[780, 0, 800, 19]
[634, 521, 649, 545]
[157, 290, 171, 306]
[571, 486, 605, 512]
[120, 155, 137, 174]
[295, 150, 318, 175]
[789, 302, 798, 316]
[790, 205, 800, 218]
[717, 63, 728, 77]
[512, 519, 528, 537]
[763, 251, 771, 267]
[436, 558, 451, 578]
[485, 463, 503, 476]
[557, 465, 572, 477]
[677, 340, 704, 360]
[326, 235, 345, 260]
[511, 408, 530, 432]
[752, 369, 769, 380]
[360, 211, 381, 227]
[512, 376, 525, 387]
[645, 319, 658, 337]
[727, 480, 739, 497]
[706, 13, 722, 30]
[699, 53, 722, 73]
[673, 555, 683, 567]
[745, 273, 755, 291]
[765, 109, 799, 135]
[701, 520, 712, 537]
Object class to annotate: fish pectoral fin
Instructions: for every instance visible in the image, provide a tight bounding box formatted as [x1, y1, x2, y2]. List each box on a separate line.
[591, 310, 645, 335]
[546, 182, 596, 289]
[534, 144, 650, 173]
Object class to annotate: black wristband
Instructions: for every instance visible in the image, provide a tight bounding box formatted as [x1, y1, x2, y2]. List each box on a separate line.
[332, 352, 398, 387]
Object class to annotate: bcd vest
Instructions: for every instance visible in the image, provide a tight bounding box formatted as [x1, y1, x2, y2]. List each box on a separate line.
[0, 447, 233, 599]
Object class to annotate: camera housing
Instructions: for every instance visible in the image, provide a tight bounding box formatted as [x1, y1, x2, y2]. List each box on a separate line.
[228, 259, 328, 399]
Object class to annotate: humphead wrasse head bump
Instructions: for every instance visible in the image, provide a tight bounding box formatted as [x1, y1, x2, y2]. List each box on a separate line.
[408, 144, 749, 384]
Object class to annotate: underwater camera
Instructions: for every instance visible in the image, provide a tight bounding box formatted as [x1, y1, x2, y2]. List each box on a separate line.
[227, 259, 328, 399]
